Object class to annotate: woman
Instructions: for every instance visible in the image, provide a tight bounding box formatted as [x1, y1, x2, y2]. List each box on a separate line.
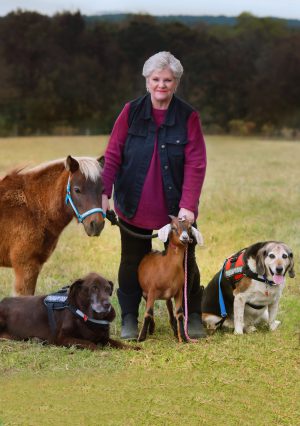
[102, 51, 207, 340]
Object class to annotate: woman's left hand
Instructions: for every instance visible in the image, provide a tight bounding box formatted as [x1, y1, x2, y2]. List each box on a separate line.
[102, 194, 110, 214]
[178, 208, 194, 224]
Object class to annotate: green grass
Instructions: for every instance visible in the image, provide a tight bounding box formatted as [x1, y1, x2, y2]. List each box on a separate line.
[0, 135, 299, 425]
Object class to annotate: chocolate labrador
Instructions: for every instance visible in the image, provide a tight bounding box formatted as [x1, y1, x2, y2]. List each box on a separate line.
[0, 272, 138, 350]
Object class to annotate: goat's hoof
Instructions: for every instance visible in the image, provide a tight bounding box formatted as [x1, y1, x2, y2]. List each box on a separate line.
[137, 333, 146, 342]
[177, 318, 188, 343]
[170, 319, 177, 336]
[179, 332, 188, 343]
[149, 319, 155, 335]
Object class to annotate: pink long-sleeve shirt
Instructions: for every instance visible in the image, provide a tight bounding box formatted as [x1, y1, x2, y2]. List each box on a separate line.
[103, 102, 206, 230]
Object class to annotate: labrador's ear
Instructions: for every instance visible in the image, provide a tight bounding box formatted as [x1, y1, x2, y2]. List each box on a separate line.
[158, 224, 172, 243]
[191, 227, 204, 246]
[256, 249, 267, 275]
[288, 252, 295, 278]
[108, 280, 114, 296]
[68, 279, 84, 299]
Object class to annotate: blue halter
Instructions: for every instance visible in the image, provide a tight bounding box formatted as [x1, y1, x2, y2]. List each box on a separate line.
[65, 176, 106, 223]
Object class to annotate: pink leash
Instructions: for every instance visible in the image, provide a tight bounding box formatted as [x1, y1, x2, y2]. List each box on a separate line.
[183, 246, 198, 343]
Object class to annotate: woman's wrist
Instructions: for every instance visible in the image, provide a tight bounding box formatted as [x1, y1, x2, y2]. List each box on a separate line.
[102, 194, 110, 213]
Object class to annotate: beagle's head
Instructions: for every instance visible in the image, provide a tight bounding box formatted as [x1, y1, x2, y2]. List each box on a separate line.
[256, 242, 295, 285]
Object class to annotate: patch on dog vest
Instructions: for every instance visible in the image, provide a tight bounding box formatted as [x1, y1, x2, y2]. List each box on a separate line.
[224, 251, 245, 282]
[44, 287, 69, 310]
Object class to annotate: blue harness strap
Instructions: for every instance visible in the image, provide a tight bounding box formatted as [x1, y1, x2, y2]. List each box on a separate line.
[218, 260, 228, 318]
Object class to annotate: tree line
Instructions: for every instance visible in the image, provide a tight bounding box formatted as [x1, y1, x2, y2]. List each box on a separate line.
[0, 10, 299, 137]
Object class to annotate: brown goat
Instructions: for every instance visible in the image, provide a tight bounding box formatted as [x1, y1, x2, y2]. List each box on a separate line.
[137, 217, 203, 342]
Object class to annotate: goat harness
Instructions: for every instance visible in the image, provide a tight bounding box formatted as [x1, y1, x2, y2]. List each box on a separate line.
[44, 286, 110, 334]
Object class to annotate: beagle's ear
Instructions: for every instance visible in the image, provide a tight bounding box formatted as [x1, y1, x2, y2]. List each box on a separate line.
[158, 224, 172, 243]
[68, 279, 84, 298]
[288, 252, 295, 278]
[191, 227, 204, 246]
[108, 280, 114, 296]
[256, 249, 267, 275]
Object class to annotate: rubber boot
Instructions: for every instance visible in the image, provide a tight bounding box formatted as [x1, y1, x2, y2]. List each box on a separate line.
[121, 314, 138, 340]
[187, 313, 207, 338]
[187, 285, 207, 338]
[117, 288, 141, 340]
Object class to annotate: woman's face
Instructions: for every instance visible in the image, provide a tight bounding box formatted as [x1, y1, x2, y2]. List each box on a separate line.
[147, 68, 177, 109]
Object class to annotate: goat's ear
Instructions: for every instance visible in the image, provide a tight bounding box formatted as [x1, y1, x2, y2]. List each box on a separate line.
[158, 224, 172, 242]
[97, 156, 105, 169]
[68, 278, 84, 298]
[256, 249, 267, 275]
[108, 280, 114, 295]
[65, 155, 79, 173]
[288, 252, 295, 278]
[191, 227, 204, 246]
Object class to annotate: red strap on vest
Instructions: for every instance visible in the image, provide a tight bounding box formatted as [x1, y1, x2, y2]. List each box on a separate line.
[225, 252, 245, 282]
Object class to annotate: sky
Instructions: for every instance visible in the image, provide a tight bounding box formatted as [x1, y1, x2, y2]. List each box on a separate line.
[0, 0, 300, 19]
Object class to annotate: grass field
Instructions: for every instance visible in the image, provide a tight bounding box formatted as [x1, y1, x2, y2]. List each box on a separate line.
[0, 135, 299, 425]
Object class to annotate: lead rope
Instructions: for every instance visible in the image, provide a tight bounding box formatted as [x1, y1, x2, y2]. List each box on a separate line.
[183, 246, 198, 343]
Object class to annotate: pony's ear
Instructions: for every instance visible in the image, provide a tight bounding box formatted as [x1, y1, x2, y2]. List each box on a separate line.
[65, 155, 79, 173]
[108, 280, 114, 296]
[256, 249, 267, 275]
[158, 224, 172, 242]
[288, 252, 295, 278]
[97, 156, 105, 168]
[68, 279, 83, 299]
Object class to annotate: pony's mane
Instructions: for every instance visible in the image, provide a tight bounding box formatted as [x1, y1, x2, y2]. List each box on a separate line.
[74, 157, 102, 182]
[20, 157, 102, 182]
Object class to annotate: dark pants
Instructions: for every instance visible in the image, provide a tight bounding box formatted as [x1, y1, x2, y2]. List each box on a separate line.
[117, 219, 203, 319]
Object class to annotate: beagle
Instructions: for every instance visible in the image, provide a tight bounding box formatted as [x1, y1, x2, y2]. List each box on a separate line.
[201, 242, 295, 334]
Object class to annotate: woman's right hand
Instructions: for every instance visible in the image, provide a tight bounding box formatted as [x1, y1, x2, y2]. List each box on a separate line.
[102, 194, 110, 214]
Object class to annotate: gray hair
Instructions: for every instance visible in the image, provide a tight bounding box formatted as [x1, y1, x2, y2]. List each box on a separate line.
[142, 51, 184, 81]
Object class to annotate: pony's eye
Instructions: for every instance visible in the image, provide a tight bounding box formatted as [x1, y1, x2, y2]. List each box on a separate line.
[74, 187, 81, 194]
[269, 253, 275, 259]
[282, 254, 288, 259]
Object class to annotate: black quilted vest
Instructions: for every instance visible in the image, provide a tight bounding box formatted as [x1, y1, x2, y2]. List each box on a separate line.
[113, 94, 195, 218]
